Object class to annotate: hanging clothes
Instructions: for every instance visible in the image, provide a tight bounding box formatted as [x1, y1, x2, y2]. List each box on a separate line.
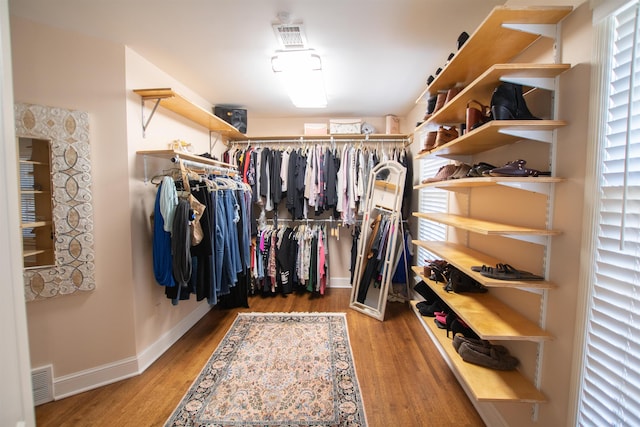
[151, 170, 253, 307]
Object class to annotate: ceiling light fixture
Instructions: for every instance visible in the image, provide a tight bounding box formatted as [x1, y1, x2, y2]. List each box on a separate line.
[271, 49, 327, 109]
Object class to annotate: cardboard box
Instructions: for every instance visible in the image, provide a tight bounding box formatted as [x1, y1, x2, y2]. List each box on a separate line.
[304, 123, 328, 136]
[385, 115, 400, 134]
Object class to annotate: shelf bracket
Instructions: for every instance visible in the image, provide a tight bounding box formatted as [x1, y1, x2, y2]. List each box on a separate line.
[498, 128, 554, 143]
[502, 23, 557, 39]
[500, 76, 557, 91]
[140, 97, 162, 138]
[503, 234, 550, 246]
[496, 181, 552, 196]
[142, 155, 149, 184]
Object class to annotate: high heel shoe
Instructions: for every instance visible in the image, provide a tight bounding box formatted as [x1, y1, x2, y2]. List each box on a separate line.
[490, 82, 540, 120]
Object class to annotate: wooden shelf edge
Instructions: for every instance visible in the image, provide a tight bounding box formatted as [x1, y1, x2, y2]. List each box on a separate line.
[412, 212, 561, 236]
[410, 300, 547, 403]
[133, 88, 245, 140]
[23, 249, 50, 258]
[21, 221, 51, 229]
[411, 266, 552, 341]
[416, 62, 571, 106]
[418, 6, 573, 98]
[416, 119, 567, 150]
[19, 159, 49, 166]
[412, 240, 556, 290]
[414, 176, 564, 191]
[136, 149, 237, 169]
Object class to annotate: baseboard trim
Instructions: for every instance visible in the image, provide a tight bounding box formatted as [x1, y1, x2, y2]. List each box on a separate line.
[52, 302, 211, 400]
[53, 356, 139, 400]
[136, 303, 211, 373]
[330, 277, 352, 288]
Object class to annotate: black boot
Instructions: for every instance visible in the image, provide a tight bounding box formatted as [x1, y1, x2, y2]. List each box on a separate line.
[490, 82, 540, 120]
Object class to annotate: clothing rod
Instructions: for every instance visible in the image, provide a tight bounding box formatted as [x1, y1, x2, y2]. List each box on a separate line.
[232, 138, 410, 145]
[263, 218, 362, 224]
[170, 155, 237, 174]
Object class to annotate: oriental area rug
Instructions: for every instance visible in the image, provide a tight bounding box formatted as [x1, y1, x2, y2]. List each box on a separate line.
[165, 312, 368, 426]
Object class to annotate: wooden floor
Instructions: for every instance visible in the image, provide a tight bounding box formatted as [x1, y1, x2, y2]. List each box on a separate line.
[35, 288, 485, 427]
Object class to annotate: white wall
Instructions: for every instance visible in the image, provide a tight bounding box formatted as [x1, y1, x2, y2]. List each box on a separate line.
[0, 0, 36, 425]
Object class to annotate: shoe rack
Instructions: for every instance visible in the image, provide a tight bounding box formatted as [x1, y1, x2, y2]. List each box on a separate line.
[410, 6, 573, 405]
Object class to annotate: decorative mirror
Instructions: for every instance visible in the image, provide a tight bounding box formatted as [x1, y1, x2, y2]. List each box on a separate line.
[349, 160, 406, 321]
[15, 103, 96, 301]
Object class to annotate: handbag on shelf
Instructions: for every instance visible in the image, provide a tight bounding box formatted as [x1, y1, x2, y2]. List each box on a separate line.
[465, 100, 491, 133]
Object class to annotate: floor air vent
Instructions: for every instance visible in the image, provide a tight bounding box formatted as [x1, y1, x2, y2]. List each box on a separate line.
[32, 365, 53, 405]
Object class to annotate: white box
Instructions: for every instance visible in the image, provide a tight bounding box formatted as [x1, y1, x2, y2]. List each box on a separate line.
[329, 119, 362, 135]
[304, 123, 328, 136]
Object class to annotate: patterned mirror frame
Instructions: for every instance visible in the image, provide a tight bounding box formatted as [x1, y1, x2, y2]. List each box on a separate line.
[15, 103, 95, 301]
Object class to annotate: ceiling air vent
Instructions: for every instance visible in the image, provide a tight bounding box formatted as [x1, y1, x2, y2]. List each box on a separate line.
[273, 24, 308, 50]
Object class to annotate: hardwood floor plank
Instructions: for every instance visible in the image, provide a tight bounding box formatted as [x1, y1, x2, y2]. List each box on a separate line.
[35, 289, 485, 427]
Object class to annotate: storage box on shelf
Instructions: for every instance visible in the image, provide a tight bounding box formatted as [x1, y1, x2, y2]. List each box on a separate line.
[411, 5, 573, 405]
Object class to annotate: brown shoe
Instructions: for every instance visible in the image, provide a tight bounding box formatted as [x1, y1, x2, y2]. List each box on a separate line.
[422, 163, 458, 183]
[433, 91, 447, 114]
[435, 126, 459, 147]
[445, 87, 463, 104]
[458, 342, 519, 370]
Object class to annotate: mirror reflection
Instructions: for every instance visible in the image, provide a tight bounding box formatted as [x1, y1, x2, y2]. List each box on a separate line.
[350, 160, 406, 321]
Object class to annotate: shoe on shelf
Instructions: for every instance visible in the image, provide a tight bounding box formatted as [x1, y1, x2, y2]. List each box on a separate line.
[447, 163, 472, 180]
[488, 159, 551, 177]
[452, 335, 491, 352]
[422, 163, 458, 183]
[466, 162, 496, 177]
[472, 263, 544, 281]
[490, 82, 541, 121]
[457, 31, 470, 50]
[458, 341, 519, 370]
[434, 125, 459, 147]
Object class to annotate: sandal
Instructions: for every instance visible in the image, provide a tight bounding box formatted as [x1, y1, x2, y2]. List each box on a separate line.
[472, 263, 544, 281]
[488, 159, 551, 177]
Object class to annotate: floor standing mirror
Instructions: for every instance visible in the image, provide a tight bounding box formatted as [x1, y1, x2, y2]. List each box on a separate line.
[349, 160, 406, 321]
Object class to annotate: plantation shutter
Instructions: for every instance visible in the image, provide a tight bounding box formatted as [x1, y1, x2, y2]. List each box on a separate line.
[577, 2, 640, 426]
[416, 155, 448, 263]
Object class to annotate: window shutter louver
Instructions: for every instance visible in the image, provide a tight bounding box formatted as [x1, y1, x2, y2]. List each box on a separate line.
[577, 2, 640, 426]
[416, 156, 448, 264]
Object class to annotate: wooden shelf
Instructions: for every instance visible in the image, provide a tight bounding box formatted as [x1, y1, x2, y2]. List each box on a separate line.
[413, 240, 555, 289]
[23, 249, 48, 258]
[409, 300, 547, 402]
[413, 212, 560, 237]
[20, 190, 49, 195]
[133, 88, 245, 140]
[416, 120, 566, 158]
[136, 149, 237, 169]
[230, 133, 410, 142]
[21, 221, 52, 229]
[414, 175, 564, 196]
[416, 6, 573, 101]
[19, 159, 49, 166]
[417, 63, 571, 127]
[411, 267, 552, 342]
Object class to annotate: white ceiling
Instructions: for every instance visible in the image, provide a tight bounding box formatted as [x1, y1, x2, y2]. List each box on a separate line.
[9, 0, 518, 118]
